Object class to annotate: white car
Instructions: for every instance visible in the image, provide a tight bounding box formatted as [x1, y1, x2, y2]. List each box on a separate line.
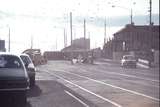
[121, 55, 137, 68]
[20, 54, 36, 87]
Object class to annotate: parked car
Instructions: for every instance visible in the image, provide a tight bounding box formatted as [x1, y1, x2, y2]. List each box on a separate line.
[0, 52, 29, 105]
[121, 55, 137, 68]
[20, 54, 36, 87]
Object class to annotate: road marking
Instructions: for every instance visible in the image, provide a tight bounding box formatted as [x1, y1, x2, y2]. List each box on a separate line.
[64, 90, 90, 107]
[59, 70, 160, 102]
[94, 62, 111, 66]
[45, 70, 122, 107]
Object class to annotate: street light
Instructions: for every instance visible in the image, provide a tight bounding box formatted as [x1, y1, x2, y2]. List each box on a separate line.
[112, 3, 135, 24]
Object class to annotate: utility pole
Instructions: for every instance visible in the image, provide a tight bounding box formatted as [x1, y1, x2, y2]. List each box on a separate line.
[70, 12, 73, 45]
[64, 28, 66, 48]
[104, 18, 106, 45]
[65, 31, 67, 47]
[131, 8, 133, 24]
[84, 19, 86, 50]
[8, 27, 10, 52]
[149, 0, 152, 25]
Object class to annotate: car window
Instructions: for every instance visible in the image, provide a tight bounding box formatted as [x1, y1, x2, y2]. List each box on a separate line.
[20, 55, 32, 65]
[0, 55, 22, 68]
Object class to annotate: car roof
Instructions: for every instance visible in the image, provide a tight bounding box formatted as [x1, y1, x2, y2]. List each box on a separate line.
[20, 53, 30, 57]
[0, 52, 20, 57]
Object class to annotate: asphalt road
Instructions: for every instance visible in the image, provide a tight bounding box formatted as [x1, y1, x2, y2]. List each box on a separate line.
[35, 60, 159, 107]
[2, 60, 158, 107]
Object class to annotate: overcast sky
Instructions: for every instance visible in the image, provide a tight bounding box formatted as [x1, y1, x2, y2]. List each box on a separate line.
[0, 0, 159, 53]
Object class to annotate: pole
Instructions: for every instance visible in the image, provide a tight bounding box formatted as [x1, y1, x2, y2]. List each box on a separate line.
[70, 12, 73, 64]
[66, 32, 67, 47]
[131, 8, 133, 24]
[8, 27, 10, 52]
[149, 0, 152, 25]
[70, 12, 73, 45]
[84, 19, 86, 50]
[104, 18, 106, 44]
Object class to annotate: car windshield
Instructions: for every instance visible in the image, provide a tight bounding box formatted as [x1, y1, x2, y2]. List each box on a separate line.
[124, 55, 135, 60]
[0, 55, 22, 68]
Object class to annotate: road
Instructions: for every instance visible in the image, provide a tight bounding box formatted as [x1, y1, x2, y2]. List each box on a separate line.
[25, 60, 159, 107]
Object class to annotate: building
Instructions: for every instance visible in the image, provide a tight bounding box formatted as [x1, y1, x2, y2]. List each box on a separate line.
[113, 24, 159, 52]
[0, 40, 6, 52]
[103, 39, 113, 59]
[103, 24, 159, 65]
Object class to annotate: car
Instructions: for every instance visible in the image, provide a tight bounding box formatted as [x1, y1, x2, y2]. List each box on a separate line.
[20, 54, 36, 87]
[0, 52, 29, 105]
[121, 55, 137, 68]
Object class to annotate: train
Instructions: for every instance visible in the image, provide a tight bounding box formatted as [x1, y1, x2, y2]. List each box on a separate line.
[22, 49, 47, 66]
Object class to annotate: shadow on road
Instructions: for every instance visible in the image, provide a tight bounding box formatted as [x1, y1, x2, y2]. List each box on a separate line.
[27, 84, 42, 98]
[0, 80, 98, 107]
[0, 85, 41, 107]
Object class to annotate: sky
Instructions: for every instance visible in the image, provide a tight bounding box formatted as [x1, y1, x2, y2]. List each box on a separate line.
[0, 0, 159, 53]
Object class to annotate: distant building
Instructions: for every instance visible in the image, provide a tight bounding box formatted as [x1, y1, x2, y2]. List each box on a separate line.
[61, 38, 90, 59]
[72, 38, 90, 50]
[43, 51, 64, 60]
[0, 40, 6, 52]
[62, 38, 90, 52]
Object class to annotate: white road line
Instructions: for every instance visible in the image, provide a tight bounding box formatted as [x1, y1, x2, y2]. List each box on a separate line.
[64, 90, 90, 107]
[45, 70, 122, 107]
[59, 70, 160, 102]
[93, 69, 159, 83]
[88, 65, 159, 83]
